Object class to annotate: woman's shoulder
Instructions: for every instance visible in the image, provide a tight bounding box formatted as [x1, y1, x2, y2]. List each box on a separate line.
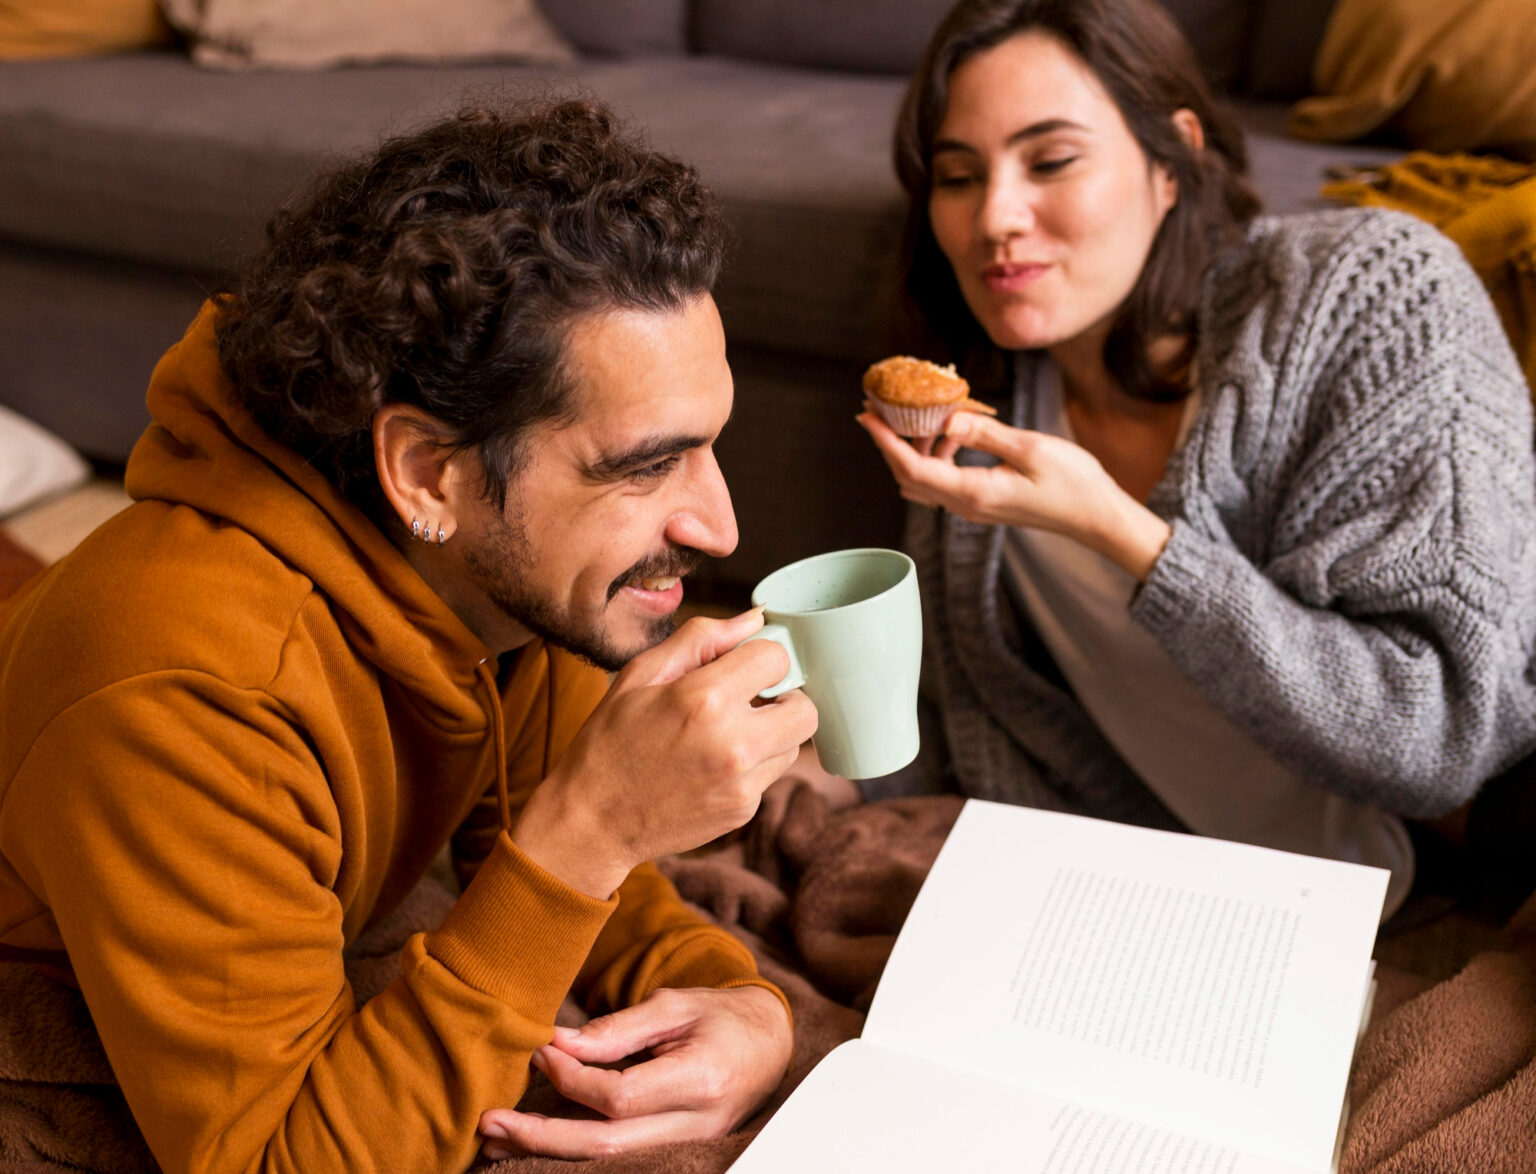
[1206, 205, 1506, 365]
[1225, 206, 1478, 306]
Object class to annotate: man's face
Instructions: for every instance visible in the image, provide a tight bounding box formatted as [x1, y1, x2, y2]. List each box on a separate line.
[457, 294, 738, 670]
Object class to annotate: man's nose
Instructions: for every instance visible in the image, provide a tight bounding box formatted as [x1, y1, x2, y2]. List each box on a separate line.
[669, 449, 737, 558]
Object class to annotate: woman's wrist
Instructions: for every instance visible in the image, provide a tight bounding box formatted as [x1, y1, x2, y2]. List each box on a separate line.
[1084, 491, 1173, 581]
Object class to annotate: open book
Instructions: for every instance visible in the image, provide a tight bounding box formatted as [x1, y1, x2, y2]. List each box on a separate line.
[732, 800, 1387, 1174]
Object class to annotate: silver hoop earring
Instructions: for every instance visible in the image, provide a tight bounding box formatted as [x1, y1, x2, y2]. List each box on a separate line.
[436, 526, 447, 546]
[410, 517, 422, 541]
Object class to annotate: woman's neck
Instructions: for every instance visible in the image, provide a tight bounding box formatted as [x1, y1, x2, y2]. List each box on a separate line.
[1048, 331, 1194, 504]
[1048, 328, 1190, 420]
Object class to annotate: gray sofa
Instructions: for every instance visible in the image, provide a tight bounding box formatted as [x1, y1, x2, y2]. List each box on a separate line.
[0, 0, 1401, 594]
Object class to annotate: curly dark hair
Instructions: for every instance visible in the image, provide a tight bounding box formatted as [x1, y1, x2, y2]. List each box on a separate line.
[214, 96, 727, 525]
[894, 0, 1261, 401]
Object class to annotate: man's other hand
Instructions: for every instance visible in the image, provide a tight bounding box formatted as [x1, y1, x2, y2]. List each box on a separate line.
[476, 985, 792, 1161]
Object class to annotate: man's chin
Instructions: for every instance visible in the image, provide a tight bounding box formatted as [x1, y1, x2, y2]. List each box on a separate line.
[551, 613, 677, 674]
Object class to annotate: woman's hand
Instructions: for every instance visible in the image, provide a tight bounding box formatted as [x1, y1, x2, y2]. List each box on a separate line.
[858, 407, 1172, 581]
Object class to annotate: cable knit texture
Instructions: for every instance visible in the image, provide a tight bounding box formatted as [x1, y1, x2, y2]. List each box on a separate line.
[866, 208, 1536, 821]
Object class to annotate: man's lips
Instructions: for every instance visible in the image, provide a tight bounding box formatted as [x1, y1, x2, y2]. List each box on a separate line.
[618, 576, 685, 615]
[634, 575, 681, 593]
[981, 261, 1049, 292]
[607, 549, 701, 603]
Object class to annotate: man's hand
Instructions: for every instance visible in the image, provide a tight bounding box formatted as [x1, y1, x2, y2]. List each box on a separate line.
[477, 985, 792, 1161]
[513, 610, 819, 899]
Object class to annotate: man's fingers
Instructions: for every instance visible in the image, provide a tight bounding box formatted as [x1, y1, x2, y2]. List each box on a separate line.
[532, 1043, 715, 1120]
[621, 609, 766, 688]
[548, 992, 697, 1064]
[480, 1107, 697, 1162]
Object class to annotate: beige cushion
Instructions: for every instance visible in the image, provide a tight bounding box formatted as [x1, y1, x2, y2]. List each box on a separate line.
[0, 405, 90, 519]
[1287, 0, 1536, 161]
[0, 0, 171, 59]
[159, 0, 576, 70]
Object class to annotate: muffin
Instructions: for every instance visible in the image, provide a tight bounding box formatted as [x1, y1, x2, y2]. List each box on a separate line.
[861, 355, 997, 437]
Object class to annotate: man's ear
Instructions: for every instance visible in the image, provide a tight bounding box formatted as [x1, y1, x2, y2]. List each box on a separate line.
[373, 405, 466, 544]
[1172, 107, 1205, 151]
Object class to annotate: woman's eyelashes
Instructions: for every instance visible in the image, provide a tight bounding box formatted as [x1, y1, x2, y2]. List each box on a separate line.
[931, 153, 1080, 189]
[1031, 155, 1077, 175]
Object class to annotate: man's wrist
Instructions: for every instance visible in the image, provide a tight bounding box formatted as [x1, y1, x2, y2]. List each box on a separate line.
[511, 778, 633, 900]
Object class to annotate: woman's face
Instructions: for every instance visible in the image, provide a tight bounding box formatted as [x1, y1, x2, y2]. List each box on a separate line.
[928, 30, 1178, 354]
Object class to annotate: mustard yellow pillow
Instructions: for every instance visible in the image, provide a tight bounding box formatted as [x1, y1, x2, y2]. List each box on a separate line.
[0, 0, 171, 59]
[1288, 0, 1536, 161]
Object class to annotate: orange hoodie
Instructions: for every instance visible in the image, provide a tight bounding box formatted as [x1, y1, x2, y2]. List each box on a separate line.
[0, 305, 780, 1172]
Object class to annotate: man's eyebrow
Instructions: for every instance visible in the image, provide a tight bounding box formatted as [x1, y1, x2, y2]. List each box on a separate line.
[931, 118, 1088, 157]
[585, 433, 711, 479]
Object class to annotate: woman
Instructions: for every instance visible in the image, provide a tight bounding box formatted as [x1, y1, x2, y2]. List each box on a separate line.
[831, 0, 1536, 918]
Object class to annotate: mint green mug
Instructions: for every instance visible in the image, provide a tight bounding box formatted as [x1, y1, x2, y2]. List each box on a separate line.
[748, 548, 922, 780]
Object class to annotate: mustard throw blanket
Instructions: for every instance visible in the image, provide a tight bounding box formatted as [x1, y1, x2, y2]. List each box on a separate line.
[1323, 153, 1536, 397]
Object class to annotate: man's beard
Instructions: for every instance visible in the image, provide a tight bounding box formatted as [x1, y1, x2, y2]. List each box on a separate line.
[462, 509, 701, 672]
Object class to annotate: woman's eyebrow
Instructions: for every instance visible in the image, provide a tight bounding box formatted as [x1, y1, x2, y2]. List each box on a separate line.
[932, 117, 1089, 156]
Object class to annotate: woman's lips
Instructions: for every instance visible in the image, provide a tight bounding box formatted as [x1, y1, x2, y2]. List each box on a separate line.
[981, 262, 1049, 293]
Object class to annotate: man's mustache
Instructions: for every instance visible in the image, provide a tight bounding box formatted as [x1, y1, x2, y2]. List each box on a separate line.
[607, 546, 704, 601]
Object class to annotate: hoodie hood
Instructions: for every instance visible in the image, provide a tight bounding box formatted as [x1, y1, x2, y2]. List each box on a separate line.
[125, 302, 495, 726]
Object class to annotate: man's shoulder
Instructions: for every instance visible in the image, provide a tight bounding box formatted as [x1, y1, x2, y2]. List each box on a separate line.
[2, 499, 320, 721]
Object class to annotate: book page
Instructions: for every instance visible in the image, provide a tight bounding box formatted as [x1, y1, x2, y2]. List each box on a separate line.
[860, 802, 1386, 1171]
[731, 1041, 1311, 1174]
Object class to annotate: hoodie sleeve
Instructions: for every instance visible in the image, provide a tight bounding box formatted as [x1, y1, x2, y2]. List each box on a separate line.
[452, 647, 786, 1018]
[3, 672, 616, 1174]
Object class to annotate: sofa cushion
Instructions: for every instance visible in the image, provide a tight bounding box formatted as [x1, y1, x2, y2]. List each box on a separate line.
[1245, 0, 1336, 99]
[695, 0, 1253, 91]
[0, 52, 908, 364]
[539, 0, 688, 56]
[1231, 101, 1403, 215]
[158, 0, 576, 70]
[694, 0, 953, 74]
[0, 0, 171, 60]
[1156, 0, 1252, 92]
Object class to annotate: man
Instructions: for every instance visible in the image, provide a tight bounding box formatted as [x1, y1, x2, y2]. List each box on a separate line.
[0, 98, 816, 1170]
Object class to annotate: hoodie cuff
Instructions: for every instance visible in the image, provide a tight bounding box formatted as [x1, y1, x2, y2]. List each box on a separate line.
[426, 831, 616, 1010]
[637, 927, 793, 1031]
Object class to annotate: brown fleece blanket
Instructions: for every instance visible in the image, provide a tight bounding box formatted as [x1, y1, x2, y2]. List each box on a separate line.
[1, 784, 1533, 1173]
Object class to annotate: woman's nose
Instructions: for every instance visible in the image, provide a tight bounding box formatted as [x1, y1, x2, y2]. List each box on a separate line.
[977, 175, 1035, 243]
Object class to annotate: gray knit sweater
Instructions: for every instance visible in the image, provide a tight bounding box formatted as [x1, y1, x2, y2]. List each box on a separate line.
[865, 208, 1536, 822]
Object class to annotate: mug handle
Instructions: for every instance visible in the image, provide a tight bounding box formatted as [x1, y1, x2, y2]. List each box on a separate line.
[742, 623, 806, 699]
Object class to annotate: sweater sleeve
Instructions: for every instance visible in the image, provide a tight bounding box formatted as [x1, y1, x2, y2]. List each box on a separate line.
[2, 674, 615, 1174]
[1132, 213, 1536, 816]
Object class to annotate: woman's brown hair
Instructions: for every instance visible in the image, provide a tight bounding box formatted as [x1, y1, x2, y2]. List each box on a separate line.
[893, 0, 1260, 400]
